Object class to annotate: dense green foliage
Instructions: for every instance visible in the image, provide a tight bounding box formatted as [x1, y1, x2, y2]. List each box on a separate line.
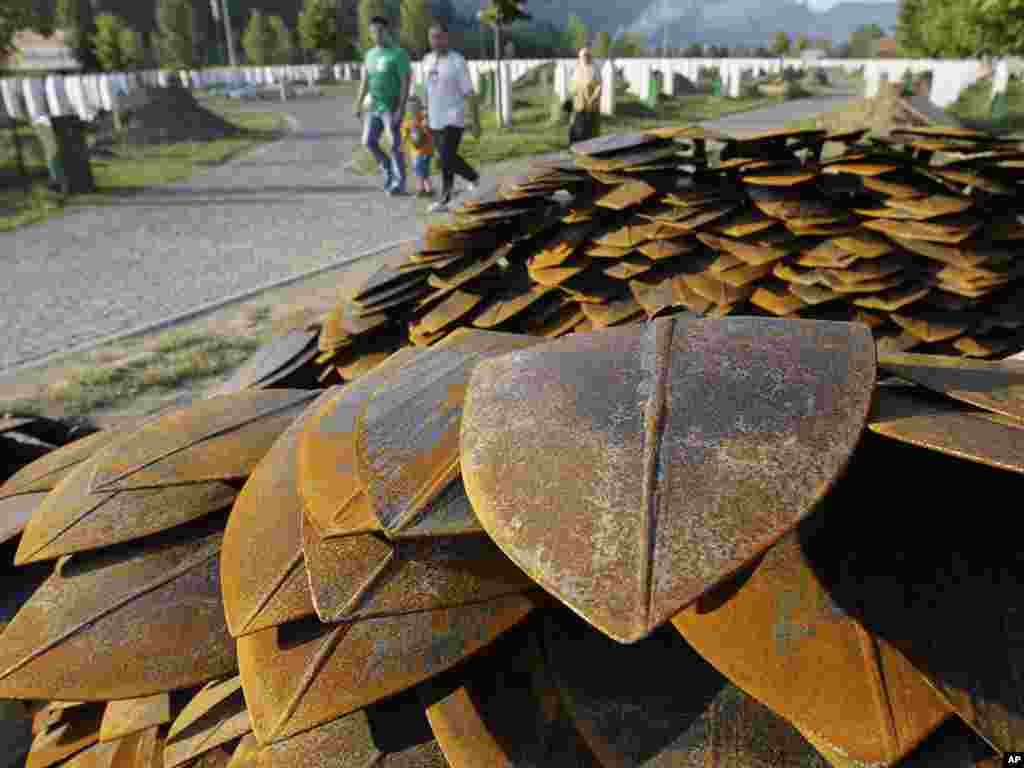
[152, 0, 197, 68]
[57, 0, 98, 70]
[93, 13, 143, 70]
[897, 0, 1023, 57]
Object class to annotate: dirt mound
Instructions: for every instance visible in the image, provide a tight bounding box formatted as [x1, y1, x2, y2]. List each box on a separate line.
[94, 84, 242, 147]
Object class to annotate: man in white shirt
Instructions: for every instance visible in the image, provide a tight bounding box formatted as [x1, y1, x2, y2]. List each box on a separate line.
[422, 21, 482, 213]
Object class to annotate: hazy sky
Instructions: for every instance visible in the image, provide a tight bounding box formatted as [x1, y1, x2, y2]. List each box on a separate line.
[807, 0, 896, 10]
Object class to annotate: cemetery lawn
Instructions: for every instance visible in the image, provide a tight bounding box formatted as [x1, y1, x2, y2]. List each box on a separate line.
[0, 104, 284, 232]
[461, 83, 786, 167]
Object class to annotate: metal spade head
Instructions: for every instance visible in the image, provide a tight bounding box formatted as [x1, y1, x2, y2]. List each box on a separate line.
[237, 592, 539, 744]
[0, 518, 237, 701]
[542, 606, 832, 767]
[23, 704, 104, 768]
[98, 694, 171, 743]
[877, 353, 1024, 423]
[210, 330, 320, 397]
[301, 502, 533, 624]
[89, 390, 319, 492]
[243, 686, 447, 767]
[354, 330, 545, 538]
[297, 349, 426, 539]
[221, 391, 329, 638]
[460, 316, 876, 643]
[0, 429, 119, 501]
[164, 676, 251, 768]
[671, 529, 951, 766]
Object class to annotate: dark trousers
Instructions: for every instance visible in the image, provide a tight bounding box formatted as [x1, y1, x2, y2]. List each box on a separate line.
[435, 125, 478, 202]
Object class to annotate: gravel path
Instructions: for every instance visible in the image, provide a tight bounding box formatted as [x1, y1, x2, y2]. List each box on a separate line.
[0, 89, 856, 377]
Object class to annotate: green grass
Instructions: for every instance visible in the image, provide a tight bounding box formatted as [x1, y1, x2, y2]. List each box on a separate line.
[36, 331, 266, 419]
[0, 104, 285, 232]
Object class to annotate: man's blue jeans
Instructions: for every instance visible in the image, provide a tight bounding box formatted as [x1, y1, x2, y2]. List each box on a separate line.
[362, 111, 406, 191]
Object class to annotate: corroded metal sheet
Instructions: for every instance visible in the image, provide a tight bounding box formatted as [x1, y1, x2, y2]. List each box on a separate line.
[237, 592, 538, 744]
[421, 617, 599, 767]
[868, 386, 1024, 473]
[671, 531, 950, 766]
[164, 677, 250, 768]
[0, 521, 237, 700]
[301, 505, 531, 623]
[571, 132, 668, 158]
[297, 349, 425, 539]
[24, 703, 103, 768]
[244, 688, 448, 767]
[62, 728, 155, 768]
[90, 390, 318, 491]
[471, 284, 553, 330]
[0, 429, 117, 500]
[355, 330, 544, 537]
[877, 353, 1024, 423]
[210, 330, 320, 397]
[98, 694, 170, 743]
[785, 431, 1024, 755]
[460, 316, 876, 643]
[0, 492, 46, 547]
[14, 452, 237, 564]
[543, 607, 831, 767]
[221, 391, 331, 638]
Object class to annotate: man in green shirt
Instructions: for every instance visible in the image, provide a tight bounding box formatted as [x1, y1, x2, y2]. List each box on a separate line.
[354, 15, 411, 196]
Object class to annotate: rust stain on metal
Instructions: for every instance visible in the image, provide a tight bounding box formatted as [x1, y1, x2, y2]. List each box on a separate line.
[460, 315, 876, 643]
[24, 703, 104, 768]
[222, 392, 334, 638]
[98, 694, 171, 743]
[14, 451, 237, 565]
[878, 352, 1024, 424]
[869, 387, 1024, 474]
[0, 429, 118, 500]
[90, 389, 318, 491]
[237, 592, 538, 744]
[355, 330, 544, 537]
[0, 523, 237, 701]
[164, 676, 251, 768]
[297, 349, 425, 538]
[672, 531, 950, 766]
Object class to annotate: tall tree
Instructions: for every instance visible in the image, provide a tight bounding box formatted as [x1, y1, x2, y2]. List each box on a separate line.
[399, 0, 431, 57]
[795, 33, 810, 52]
[565, 13, 588, 53]
[771, 30, 790, 55]
[153, 0, 196, 68]
[593, 29, 610, 58]
[92, 12, 142, 70]
[268, 14, 292, 64]
[242, 9, 272, 64]
[298, 0, 339, 63]
[847, 22, 884, 57]
[57, 0, 99, 70]
[612, 31, 645, 58]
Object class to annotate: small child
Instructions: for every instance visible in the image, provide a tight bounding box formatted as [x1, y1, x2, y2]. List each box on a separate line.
[401, 96, 434, 198]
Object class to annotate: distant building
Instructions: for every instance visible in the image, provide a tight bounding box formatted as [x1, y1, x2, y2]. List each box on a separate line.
[801, 49, 827, 62]
[1, 29, 80, 72]
[874, 37, 899, 58]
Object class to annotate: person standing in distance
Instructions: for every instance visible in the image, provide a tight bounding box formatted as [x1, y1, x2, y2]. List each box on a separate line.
[354, 15, 411, 196]
[422, 21, 481, 213]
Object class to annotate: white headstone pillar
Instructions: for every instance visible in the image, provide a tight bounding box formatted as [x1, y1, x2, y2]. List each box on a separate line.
[600, 59, 615, 116]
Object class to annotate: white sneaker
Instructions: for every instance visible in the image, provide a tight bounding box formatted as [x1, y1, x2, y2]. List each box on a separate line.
[428, 200, 449, 213]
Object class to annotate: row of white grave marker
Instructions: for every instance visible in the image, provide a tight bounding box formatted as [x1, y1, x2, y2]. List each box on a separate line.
[0, 57, 1006, 124]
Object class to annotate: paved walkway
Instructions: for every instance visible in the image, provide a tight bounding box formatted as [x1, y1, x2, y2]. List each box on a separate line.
[0, 89, 855, 377]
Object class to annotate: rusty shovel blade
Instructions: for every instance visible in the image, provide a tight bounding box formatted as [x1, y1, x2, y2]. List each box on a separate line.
[237, 592, 539, 745]
[0, 519, 237, 701]
[164, 676, 251, 768]
[460, 316, 877, 643]
[98, 694, 171, 743]
[221, 391, 335, 638]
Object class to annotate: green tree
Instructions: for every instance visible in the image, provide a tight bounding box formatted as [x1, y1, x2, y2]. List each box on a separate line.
[153, 0, 196, 68]
[92, 13, 143, 71]
[242, 10, 272, 64]
[612, 31, 645, 58]
[771, 31, 790, 55]
[57, 0, 98, 71]
[566, 13, 588, 52]
[1, 0, 55, 59]
[593, 29, 611, 58]
[268, 15, 293, 64]
[399, 0, 431, 57]
[683, 42, 703, 57]
[847, 23, 884, 57]
[298, 0, 339, 64]
[795, 33, 810, 52]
